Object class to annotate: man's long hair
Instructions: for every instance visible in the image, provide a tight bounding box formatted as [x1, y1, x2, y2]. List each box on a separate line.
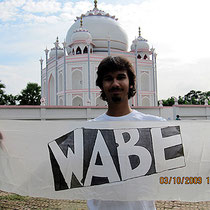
[96, 56, 136, 101]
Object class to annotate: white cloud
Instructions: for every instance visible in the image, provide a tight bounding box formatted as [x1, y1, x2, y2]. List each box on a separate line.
[59, 1, 93, 24]
[0, 0, 25, 21]
[22, 0, 61, 14]
[0, 0, 93, 23]
[23, 13, 60, 23]
[73, 1, 92, 14]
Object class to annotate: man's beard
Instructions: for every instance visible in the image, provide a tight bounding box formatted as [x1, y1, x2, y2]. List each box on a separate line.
[111, 95, 122, 103]
[109, 87, 123, 103]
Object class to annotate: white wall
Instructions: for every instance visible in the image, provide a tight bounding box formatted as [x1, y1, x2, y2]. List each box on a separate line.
[0, 105, 210, 121]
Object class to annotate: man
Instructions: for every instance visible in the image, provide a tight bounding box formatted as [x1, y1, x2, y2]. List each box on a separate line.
[88, 56, 165, 210]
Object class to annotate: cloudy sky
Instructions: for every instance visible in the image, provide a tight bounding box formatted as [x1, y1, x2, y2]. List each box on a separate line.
[0, 0, 210, 100]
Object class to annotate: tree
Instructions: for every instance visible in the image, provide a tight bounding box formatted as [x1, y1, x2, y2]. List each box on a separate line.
[4, 94, 17, 105]
[0, 81, 6, 105]
[18, 83, 41, 105]
[162, 97, 175, 106]
[182, 90, 208, 105]
[160, 90, 210, 106]
[184, 90, 201, 105]
[0, 81, 18, 105]
[0, 81, 5, 93]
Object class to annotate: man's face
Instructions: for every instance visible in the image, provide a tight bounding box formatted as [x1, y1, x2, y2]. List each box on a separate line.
[102, 70, 130, 104]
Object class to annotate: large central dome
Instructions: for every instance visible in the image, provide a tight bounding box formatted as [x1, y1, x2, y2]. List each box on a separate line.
[66, 2, 128, 54]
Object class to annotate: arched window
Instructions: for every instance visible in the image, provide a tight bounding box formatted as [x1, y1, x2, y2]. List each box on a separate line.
[83, 46, 88, 54]
[141, 73, 149, 91]
[142, 97, 150, 106]
[144, 54, 147, 60]
[72, 70, 82, 90]
[76, 47, 82, 54]
[49, 74, 55, 105]
[59, 73, 63, 92]
[59, 98, 63, 106]
[72, 96, 83, 106]
[137, 54, 141, 59]
[90, 48, 93, 53]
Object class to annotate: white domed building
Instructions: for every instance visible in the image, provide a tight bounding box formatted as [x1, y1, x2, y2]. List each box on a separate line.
[40, 0, 158, 107]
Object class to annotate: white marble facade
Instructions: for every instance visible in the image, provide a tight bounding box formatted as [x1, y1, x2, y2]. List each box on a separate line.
[41, 1, 158, 107]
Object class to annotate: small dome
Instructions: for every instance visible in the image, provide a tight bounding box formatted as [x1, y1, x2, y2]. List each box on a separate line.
[71, 28, 92, 43]
[49, 37, 64, 58]
[70, 17, 93, 45]
[49, 47, 64, 58]
[131, 27, 149, 52]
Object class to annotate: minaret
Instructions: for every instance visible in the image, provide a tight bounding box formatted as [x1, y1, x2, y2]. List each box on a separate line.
[84, 14, 91, 104]
[54, 37, 59, 105]
[44, 47, 49, 105]
[62, 40, 67, 106]
[151, 47, 158, 106]
[39, 57, 43, 98]
[135, 27, 140, 105]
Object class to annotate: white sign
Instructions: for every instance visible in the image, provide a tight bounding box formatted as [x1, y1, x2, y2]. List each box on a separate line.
[48, 126, 184, 190]
[0, 120, 210, 201]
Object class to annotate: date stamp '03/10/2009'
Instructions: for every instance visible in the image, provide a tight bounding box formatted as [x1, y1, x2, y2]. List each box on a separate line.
[159, 176, 210, 185]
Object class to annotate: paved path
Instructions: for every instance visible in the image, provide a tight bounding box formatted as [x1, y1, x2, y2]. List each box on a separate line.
[1, 191, 210, 209]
